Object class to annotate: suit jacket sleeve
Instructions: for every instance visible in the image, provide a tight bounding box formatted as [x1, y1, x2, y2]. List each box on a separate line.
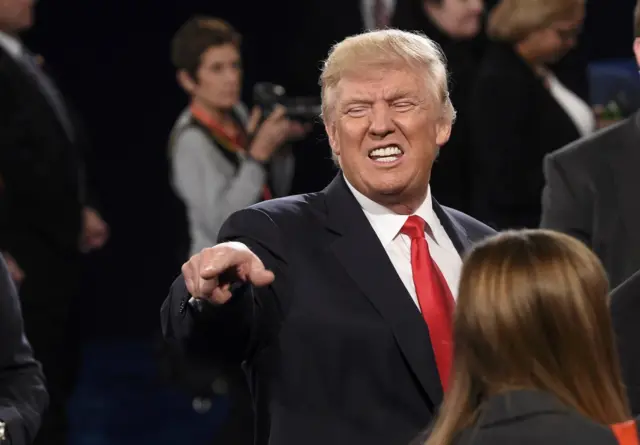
[0, 255, 48, 445]
[160, 207, 288, 366]
[540, 153, 592, 245]
[469, 74, 533, 228]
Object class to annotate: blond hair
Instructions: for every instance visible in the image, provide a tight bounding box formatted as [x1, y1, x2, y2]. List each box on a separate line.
[488, 0, 585, 42]
[319, 29, 455, 124]
[425, 229, 631, 445]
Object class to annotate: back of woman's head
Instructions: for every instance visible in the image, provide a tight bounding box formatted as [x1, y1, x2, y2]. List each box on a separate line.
[426, 229, 630, 445]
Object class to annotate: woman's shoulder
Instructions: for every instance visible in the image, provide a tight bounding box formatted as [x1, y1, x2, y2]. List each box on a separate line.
[453, 410, 619, 445]
[449, 391, 622, 445]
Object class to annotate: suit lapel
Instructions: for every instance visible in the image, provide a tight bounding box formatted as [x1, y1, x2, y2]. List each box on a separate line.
[323, 175, 464, 407]
[433, 201, 473, 255]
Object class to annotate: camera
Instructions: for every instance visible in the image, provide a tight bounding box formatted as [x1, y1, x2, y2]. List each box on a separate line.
[253, 82, 321, 121]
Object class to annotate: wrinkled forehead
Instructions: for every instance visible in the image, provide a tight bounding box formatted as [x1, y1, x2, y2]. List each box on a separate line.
[334, 66, 428, 104]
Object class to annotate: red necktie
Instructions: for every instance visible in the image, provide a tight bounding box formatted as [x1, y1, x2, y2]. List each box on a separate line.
[401, 215, 454, 391]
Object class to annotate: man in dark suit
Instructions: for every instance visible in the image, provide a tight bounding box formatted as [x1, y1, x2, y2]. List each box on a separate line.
[0, 253, 49, 445]
[610, 267, 640, 415]
[0, 1, 108, 443]
[540, 0, 640, 288]
[161, 29, 494, 445]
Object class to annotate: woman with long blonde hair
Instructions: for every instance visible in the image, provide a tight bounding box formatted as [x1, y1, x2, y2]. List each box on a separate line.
[423, 229, 637, 445]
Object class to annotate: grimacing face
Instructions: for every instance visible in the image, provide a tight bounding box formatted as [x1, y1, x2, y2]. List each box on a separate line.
[325, 66, 451, 209]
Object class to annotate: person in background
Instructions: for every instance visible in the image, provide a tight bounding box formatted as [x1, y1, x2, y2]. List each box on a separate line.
[0, 0, 108, 443]
[361, 0, 396, 30]
[391, 0, 485, 213]
[162, 29, 495, 445]
[168, 16, 306, 445]
[540, 0, 640, 289]
[0, 253, 49, 445]
[169, 16, 304, 257]
[469, 0, 593, 230]
[421, 229, 637, 445]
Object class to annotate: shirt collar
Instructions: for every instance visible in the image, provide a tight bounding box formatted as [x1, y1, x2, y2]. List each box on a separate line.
[0, 31, 23, 59]
[344, 174, 439, 247]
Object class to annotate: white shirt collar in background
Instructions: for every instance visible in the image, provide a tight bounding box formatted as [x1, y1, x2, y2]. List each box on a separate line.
[0, 31, 23, 59]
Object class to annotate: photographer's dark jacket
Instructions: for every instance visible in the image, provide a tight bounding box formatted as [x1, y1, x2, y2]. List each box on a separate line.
[169, 104, 294, 256]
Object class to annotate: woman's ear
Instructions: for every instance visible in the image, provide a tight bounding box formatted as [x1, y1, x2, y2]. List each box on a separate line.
[177, 69, 196, 95]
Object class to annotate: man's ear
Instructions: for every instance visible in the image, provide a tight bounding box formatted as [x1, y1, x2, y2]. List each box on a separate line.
[435, 120, 452, 147]
[177, 69, 197, 95]
[325, 120, 340, 158]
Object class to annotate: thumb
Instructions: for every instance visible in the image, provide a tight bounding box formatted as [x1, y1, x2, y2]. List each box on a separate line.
[246, 106, 262, 135]
[247, 260, 275, 287]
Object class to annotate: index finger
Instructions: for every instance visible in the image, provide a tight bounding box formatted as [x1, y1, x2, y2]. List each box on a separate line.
[264, 105, 287, 122]
[246, 106, 262, 135]
[199, 245, 257, 280]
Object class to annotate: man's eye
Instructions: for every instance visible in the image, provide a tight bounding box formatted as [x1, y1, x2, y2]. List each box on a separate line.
[347, 107, 367, 116]
[394, 102, 413, 110]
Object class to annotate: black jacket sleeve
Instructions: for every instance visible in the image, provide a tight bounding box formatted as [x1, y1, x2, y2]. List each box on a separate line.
[0, 254, 48, 445]
[160, 207, 288, 367]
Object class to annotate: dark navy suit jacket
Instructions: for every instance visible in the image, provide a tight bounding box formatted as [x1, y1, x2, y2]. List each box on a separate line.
[161, 174, 495, 445]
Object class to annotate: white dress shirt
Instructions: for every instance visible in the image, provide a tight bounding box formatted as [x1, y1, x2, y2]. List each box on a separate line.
[547, 73, 596, 137]
[345, 177, 463, 309]
[0, 30, 22, 60]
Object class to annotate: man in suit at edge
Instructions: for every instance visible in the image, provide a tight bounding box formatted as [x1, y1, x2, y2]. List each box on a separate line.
[161, 29, 495, 445]
[0, 253, 48, 445]
[0, 0, 108, 443]
[610, 267, 640, 415]
[540, 0, 640, 288]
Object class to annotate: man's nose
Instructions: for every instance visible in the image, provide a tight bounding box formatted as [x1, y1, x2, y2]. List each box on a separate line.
[368, 104, 394, 137]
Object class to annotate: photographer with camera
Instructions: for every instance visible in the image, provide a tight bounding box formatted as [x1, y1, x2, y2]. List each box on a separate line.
[169, 16, 306, 258]
[168, 16, 306, 445]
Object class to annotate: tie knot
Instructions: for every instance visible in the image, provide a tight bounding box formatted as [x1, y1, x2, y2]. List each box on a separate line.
[401, 215, 426, 240]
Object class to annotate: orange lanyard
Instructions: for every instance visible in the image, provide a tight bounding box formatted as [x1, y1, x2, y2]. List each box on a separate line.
[190, 102, 247, 151]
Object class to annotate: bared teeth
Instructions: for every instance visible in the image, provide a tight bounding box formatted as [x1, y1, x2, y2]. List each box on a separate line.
[369, 146, 402, 158]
